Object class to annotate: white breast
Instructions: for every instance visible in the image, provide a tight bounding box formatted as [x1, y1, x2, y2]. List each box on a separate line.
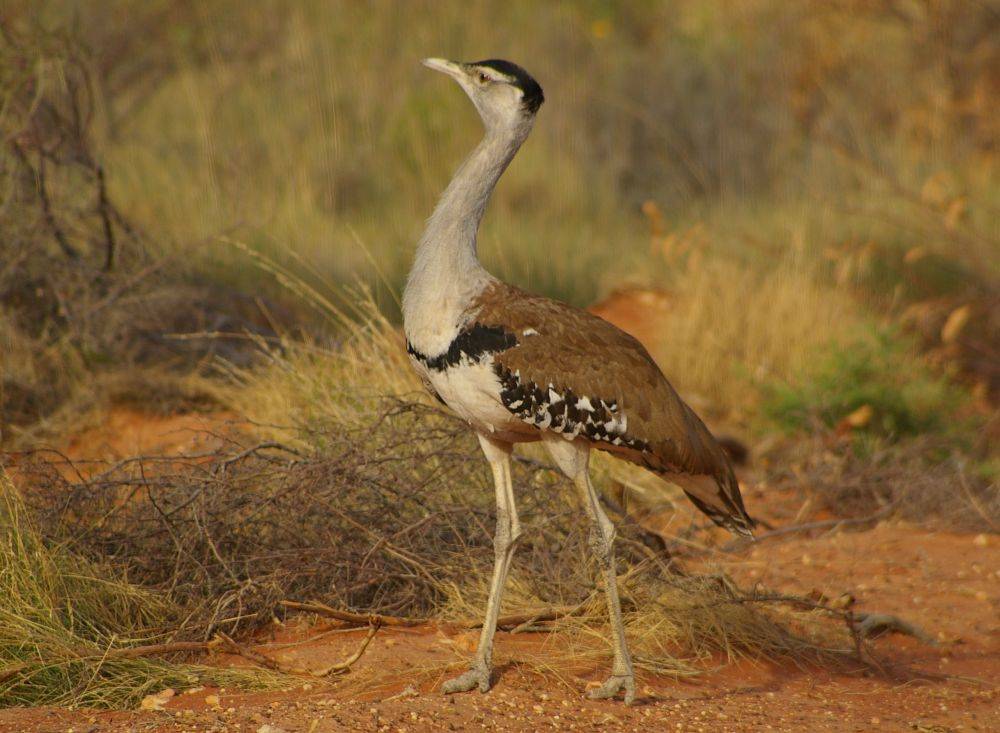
[413, 355, 534, 441]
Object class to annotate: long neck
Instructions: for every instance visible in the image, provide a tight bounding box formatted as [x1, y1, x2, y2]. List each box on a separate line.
[403, 119, 531, 344]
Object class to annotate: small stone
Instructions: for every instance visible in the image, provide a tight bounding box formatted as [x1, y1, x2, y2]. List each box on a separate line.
[139, 688, 175, 711]
[973, 534, 988, 547]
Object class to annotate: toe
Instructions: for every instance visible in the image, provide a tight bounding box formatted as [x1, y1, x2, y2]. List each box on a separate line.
[586, 674, 635, 703]
[442, 671, 475, 694]
[623, 681, 636, 706]
[442, 666, 491, 695]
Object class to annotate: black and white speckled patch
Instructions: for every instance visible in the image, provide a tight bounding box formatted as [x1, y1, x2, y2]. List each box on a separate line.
[495, 365, 649, 451]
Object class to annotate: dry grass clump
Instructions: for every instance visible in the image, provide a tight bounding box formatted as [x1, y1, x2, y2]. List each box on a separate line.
[764, 435, 999, 533]
[218, 253, 422, 439]
[444, 565, 851, 680]
[639, 254, 861, 421]
[0, 469, 281, 709]
[18, 402, 486, 633]
[17, 420, 857, 683]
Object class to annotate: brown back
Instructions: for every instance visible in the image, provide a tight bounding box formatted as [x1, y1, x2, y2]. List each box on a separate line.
[472, 281, 753, 533]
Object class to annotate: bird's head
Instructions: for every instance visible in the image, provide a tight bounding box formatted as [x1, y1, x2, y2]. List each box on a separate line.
[422, 58, 544, 132]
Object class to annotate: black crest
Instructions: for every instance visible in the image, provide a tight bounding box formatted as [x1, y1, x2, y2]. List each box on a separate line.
[472, 59, 545, 113]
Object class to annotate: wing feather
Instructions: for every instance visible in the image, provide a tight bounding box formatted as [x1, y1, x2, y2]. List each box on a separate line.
[472, 282, 754, 534]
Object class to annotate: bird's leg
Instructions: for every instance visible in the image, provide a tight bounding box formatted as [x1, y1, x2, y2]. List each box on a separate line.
[442, 435, 520, 696]
[540, 434, 635, 705]
[575, 469, 636, 705]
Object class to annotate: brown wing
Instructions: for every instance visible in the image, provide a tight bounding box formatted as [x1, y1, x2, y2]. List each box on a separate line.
[472, 281, 754, 535]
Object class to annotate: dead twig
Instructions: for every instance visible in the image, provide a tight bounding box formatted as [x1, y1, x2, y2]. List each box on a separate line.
[280, 600, 427, 628]
[216, 441, 304, 471]
[280, 599, 588, 634]
[853, 613, 935, 644]
[10, 142, 80, 260]
[94, 163, 116, 271]
[691, 589, 934, 655]
[506, 601, 590, 634]
[101, 640, 219, 660]
[726, 502, 897, 550]
[217, 622, 380, 677]
[215, 632, 287, 672]
[315, 621, 381, 675]
[487, 605, 581, 632]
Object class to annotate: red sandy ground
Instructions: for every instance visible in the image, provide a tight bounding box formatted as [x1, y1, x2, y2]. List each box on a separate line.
[2, 290, 997, 732]
[1, 513, 996, 732]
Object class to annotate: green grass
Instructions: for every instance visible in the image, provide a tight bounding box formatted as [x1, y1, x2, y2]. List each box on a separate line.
[761, 327, 970, 441]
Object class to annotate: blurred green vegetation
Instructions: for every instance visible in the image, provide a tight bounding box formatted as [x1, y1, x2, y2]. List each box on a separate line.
[2, 0, 997, 444]
[13, 1, 999, 297]
[761, 327, 970, 440]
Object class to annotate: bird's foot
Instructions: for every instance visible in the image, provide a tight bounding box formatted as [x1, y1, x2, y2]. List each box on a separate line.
[442, 663, 492, 695]
[587, 673, 636, 705]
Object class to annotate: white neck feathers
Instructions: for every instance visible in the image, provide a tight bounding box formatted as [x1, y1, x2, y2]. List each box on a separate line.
[403, 118, 532, 357]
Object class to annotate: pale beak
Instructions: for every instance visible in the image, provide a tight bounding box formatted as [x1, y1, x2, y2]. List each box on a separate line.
[422, 57, 466, 82]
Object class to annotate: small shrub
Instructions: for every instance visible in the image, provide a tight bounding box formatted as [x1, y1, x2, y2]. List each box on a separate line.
[762, 327, 969, 440]
[0, 469, 280, 709]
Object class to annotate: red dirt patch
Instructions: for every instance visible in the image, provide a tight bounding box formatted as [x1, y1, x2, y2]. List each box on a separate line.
[2, 580, 997, 732]
[61, 407, 246, 464]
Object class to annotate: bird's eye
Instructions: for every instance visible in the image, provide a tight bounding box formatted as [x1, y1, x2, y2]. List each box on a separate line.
[477, 72, 490, 84]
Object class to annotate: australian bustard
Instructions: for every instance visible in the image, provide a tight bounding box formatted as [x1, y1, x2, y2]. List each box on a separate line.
[403, 58, 754, 705]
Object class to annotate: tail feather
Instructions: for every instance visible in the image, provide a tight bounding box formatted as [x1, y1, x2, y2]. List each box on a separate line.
[669, 472, 756, 537]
